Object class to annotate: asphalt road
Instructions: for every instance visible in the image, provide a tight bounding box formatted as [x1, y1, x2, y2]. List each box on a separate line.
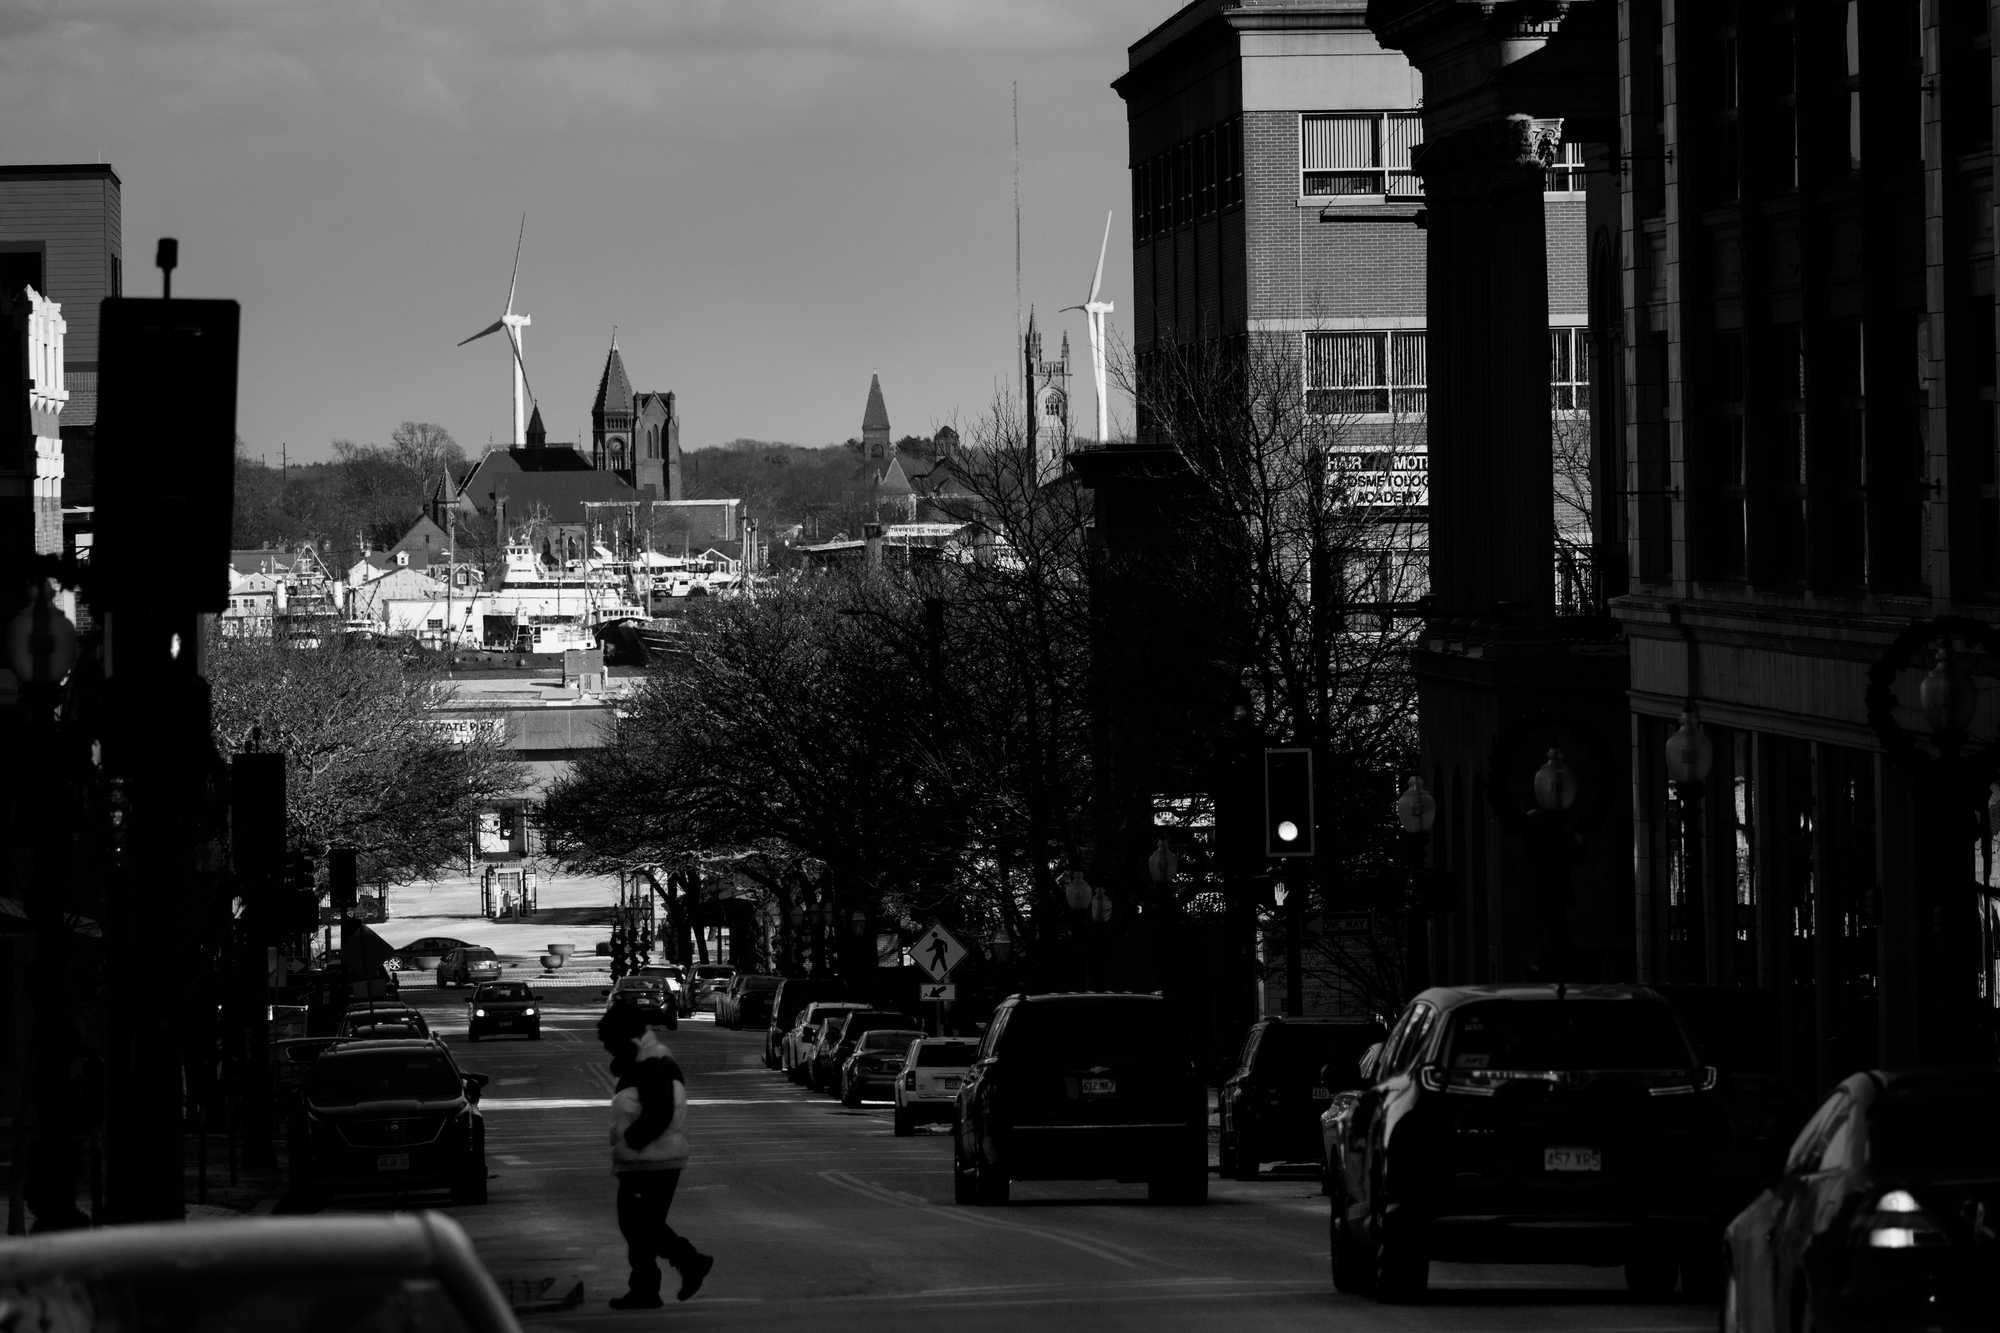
[296, 986, 1723, 1332]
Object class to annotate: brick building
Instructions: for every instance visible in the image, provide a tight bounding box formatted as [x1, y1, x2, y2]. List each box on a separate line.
[0, 164, 121, 517]
[1363, 0, 2000, 1089]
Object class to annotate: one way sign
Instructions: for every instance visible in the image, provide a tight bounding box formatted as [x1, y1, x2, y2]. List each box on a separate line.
[919, 983, 957, 1002]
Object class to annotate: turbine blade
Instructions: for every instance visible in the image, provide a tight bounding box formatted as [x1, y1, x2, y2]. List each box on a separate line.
[506, 212, 526, 316]
[1089, 209, 1113, 302]
[457, 319, 505, 347]
[504, 322, 536, 405]
[1058, 303, 1085, 314]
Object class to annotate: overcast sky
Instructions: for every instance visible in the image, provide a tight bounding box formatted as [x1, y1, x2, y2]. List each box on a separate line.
[6, 0, 1175, 463]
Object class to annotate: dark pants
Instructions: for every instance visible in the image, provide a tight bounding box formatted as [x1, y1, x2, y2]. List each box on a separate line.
[616, 1170, 698, 1297]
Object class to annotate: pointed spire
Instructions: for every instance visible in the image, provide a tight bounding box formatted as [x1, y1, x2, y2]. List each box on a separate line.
[593, 337, 633, 418]
[862, 372, 891, 460]
[526, 403, 547, 447]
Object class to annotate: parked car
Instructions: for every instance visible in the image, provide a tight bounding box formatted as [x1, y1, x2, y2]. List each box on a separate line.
[840, 1027, 926, 1106]
[288, 1038, 489, 1205]
[638, 962, 689, 1016]
[953, 991, 1209, 1206]
[1328, 983, 1728, 1302]
[1721, 1066, 2000, 1333]
[766, 978, 849, 1070]
[812, 1010, 921, 1093]
[466, 980, 541, 1041]
[0, 1212, 523, 1332]
[894, 1037, 979, 1134]
[336, 1002, 431, 1041]
[690, 963, 737, 1013]
[721, 975, 783, 1030]
[604, 975, 676, 1025]
[435, 947, 502, 989]
[785, 1001, 870, 1083]
[1219, 1015, 1384, 1181]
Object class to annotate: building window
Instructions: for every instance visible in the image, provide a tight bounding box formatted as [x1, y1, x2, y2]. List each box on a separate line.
[1693, 330, 1749, 581]
[1543, 140, 1587, 193]
[1132, 117, 1241, 245]
[1305, 330, 1426, 416]
[1301, 112, 1423, 198]
[1550, 326, 1592, 409]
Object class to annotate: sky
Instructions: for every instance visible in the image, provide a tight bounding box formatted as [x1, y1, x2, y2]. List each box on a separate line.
[5, 0, 1178, 464]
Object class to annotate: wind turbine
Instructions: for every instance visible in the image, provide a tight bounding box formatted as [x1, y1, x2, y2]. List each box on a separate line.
[457, 213, 535, 444]
[1061, 209, 1115, 444]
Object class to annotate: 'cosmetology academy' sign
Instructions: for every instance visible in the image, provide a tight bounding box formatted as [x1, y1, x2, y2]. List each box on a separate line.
[1329, 448, 1428, 509]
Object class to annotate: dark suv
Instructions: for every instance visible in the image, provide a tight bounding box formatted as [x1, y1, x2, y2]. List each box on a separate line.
[952, 992, 1209, 1206]
[1329, 983, 1728, 1302]
[1219, 1015, 1384, 1180]
[288, 1038, 489, 1206]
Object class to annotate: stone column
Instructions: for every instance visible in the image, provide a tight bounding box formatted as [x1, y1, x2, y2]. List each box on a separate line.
[1414, 115, 1560, 623]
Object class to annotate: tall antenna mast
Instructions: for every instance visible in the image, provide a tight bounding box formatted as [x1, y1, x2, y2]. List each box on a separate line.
[1013, 81, 1023, 406]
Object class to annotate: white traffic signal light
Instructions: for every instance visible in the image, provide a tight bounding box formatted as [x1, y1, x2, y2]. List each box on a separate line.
[1264, 747, 1316, 858]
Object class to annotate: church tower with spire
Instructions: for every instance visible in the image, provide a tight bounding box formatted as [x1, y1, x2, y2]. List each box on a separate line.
[861, 372, 891, 461]
[1025, 310, 1071, 484]
[592, 331, 636, 485]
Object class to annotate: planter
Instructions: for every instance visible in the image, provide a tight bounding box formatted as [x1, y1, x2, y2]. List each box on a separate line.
[541, 953, 566, 971]
[548, 942, 576, 958]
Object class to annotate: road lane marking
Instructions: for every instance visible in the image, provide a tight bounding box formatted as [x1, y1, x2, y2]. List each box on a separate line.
[482, 1097, 812, 1110]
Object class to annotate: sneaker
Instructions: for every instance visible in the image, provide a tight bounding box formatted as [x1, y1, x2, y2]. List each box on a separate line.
[608, 1292, 664, 1310]
[677, 1253, 714, 1302]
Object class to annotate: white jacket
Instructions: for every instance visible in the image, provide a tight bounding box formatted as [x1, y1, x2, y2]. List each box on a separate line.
[609, 1037, 690, 1174]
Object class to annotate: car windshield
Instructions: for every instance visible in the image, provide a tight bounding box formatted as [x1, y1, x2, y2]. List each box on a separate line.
[1001, 999, 1180, 1064]
[1438, 1000, 1695, 1071]
[696, 966, 735, 980]
[307, 1049, 462, 1104]
[479, 983, 529, 1000]
[0, 1272, 482, 1333]
[616, 978, 658, 992]
[1870, 1076, 2000, 1171]
[861, 1029, 923, 1051]
[916, 1042, 977, 1068]
[744, 976, 783, 992]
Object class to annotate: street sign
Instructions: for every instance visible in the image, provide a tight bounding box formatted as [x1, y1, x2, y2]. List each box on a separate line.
[909, 922, 968, 982]
[919, 982, 957, 1003]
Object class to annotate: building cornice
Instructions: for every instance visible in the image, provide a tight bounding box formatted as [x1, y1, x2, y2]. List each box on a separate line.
[0, 164, 122, 186]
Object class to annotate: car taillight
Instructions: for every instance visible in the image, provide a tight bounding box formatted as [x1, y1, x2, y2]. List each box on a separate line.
[1646, 1067, 1720, 1096]
[1417, 1065, 1497, 1096]
[1857, 1189, 1953, 1249]
[904, 1071, 917, 1090]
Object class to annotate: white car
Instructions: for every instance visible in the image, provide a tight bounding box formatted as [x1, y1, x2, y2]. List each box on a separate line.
[893, 1036, 979, 1135]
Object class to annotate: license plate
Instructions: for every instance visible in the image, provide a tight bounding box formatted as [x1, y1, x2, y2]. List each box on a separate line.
[1311, 1085, 1331, 1100]
[1080, 1076, 1116, 1097]
[1544, 1146, 1602, 1172]
[377, 1153, 411, 1172]
[939, 1077, 961, 1090]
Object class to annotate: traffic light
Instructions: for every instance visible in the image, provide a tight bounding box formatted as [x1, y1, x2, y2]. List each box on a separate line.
[328, 848, 357, 914]
[497, 805, 517, 845]
[1264, 747, 1317, 858]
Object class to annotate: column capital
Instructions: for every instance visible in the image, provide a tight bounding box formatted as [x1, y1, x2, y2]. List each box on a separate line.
[1414, 114, 1563, 198]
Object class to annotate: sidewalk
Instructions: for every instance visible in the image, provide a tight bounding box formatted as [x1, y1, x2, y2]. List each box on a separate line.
[369, 871, 627, 972]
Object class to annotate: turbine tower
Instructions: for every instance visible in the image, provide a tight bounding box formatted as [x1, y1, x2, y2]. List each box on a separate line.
[1061, 209, 1115, 444]
[457, 214, 535, 444]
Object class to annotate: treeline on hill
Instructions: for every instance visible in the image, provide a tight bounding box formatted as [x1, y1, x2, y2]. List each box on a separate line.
[231, 428, 953, 566]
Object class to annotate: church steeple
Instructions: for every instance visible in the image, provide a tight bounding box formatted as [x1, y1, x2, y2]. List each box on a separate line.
[525, 403, 547, 448]
[862, 372, 891, 460]
[592, 330, 635, 478]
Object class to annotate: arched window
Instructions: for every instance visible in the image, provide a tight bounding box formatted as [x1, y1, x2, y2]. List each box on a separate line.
[1044, 389, 1067, 421]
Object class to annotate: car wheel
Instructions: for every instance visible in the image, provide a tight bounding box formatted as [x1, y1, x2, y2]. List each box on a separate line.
[841, 1077, 861, 1108]
[1372, 1222, 1428, 1303]
[1230, 1132, 1259, 1182]
[1147, 1166, 1209, 1205]
[1680, 1241, 1723, 1302]
[467, 1027, 481, 1042]
[952, 1145, 976, 1204]
[972, 1155, 1009, 1206]
[529, 1025, 541, 1041]
[435, 971, 448, 988]
[1216, 1131, 1236, 1177]
[1624, 1255, 1679, 1301]
[893, 1107, 913, 1137]
[1330, 1202, 1375, 1294]
[451, 1159, 489, 1205]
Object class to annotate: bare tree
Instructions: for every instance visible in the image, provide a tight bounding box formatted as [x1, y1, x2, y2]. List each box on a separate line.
[390, 421, 467, 497]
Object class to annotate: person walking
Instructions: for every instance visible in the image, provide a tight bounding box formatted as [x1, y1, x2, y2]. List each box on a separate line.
[598, 1006, 714, 1310]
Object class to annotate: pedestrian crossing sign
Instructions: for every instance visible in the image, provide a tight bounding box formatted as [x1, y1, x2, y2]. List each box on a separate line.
[909, 923, 967, 982]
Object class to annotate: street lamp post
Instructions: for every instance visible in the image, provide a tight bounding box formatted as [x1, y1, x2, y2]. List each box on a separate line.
[1663, 712, 1717, 981]
[1395, 777, 1437, 993]
[1063, 869, 1113, 988]
[1530, 748, 1579, 978]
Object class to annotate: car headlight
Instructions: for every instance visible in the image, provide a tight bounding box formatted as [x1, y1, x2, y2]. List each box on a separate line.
[474, 1008, 486, 1017]
[524, 1008, 536, 1017]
